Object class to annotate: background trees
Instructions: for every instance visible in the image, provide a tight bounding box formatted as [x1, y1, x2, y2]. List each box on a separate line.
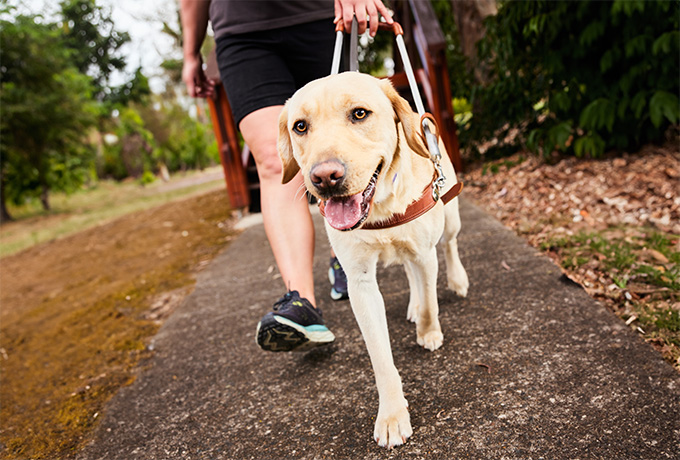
[1, 0, 678, 221]
[0, 13, 97, 219]
[59, 0, 130, 101]
[0, 0, 217, 221]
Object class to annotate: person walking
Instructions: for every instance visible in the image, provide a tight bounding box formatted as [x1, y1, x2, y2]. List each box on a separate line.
[180, 0, 392, 352]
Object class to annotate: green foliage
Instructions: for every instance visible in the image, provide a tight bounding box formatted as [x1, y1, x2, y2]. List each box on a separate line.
[101, 106, 154, 180]
[452, 97, 473, 127]
[108, 67, 152, 107]
[358, 29, 393, 75]
[101, 100, 218, 180]
[655, 309, 680, 333]
[59, 0, 130, 99]
[1, 14, 97, 211]
[546, 228, 680, 292]
[0, 2, 173, 219]
[465, 0, 679, 159]
[139, 170, 156, 186]
[430, 0, 473, 99]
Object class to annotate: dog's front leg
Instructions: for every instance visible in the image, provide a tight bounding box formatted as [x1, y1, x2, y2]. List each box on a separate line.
[344, 256, 413, 448]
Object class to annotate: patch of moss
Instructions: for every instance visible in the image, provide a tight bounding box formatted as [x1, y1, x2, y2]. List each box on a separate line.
[0, 190, 237, 459]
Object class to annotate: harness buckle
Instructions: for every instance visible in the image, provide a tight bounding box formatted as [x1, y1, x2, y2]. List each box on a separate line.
[420, 114, 446, 202]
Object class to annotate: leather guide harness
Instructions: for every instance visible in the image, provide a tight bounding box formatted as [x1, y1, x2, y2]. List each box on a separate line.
[323, 18, 463, 230]
[319, 177, 463, 230]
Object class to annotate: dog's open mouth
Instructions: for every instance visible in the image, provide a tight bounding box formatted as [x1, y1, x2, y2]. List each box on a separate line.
[324, 163, 382, 231]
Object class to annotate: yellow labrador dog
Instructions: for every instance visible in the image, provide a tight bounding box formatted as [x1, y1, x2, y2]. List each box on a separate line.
[278, 72, 469, 448]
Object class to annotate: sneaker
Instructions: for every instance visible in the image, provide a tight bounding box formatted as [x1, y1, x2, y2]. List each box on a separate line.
[328, 257, 349, 301]
[256, 291, 335, 352]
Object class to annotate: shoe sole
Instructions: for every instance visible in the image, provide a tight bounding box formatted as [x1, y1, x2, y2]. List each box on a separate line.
[256, 315, 335, 352]
[328, 267, 349, 301]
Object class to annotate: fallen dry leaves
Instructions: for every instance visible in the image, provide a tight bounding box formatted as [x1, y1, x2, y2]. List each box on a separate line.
[461, 141, 680, 369]
[462, 143, 679, 241]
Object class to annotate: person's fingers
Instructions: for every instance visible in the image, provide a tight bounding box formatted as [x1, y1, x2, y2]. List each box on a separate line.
[375, 0, 393, 24]
[185, 75, 199, 98]
[193, 72, 207, 98]
[333, 0, 342, 25]
[334, 0, 392, 36]
[183, 56, 217, 99]
[186, 81, 197, 97]
[366, 1, 378, 36]
[182, 56, 202, 98]
[344, 3, 359, 34]
[202, 78, 216, 98]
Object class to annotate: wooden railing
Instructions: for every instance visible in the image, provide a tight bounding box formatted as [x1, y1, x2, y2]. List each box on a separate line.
[390, 0, 462, 172]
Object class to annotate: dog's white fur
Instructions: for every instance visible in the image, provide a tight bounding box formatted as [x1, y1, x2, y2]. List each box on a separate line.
[278, 72, 469, 448]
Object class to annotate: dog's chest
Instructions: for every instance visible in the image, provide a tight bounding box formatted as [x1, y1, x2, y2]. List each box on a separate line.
[362, 231, 432, 266]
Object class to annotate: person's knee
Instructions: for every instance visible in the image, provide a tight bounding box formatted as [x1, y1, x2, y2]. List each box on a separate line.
[255, 149, 285, 182]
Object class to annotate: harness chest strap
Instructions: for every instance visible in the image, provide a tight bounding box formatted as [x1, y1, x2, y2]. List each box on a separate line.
[318, 180, 463, 231]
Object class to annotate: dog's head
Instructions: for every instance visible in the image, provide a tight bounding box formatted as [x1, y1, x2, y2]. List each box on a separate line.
[278, 72, 429, 231]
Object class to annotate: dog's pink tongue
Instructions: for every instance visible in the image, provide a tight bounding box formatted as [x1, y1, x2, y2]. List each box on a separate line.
[324, 194, 363, 230]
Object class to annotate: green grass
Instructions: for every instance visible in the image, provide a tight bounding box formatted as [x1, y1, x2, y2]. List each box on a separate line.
[1, 167, 225, 258]
[542, 227, 680, 368]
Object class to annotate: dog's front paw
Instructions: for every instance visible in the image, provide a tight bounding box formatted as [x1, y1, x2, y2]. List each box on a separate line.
[374, 402, 412, 448]
[417, 330, 444, 351]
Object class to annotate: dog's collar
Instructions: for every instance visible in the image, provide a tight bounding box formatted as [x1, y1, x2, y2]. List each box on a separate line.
[318, 178, 463, 231]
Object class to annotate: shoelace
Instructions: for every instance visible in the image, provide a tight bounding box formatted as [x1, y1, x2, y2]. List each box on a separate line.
[272, 291, 324, 318]
[273, 291, 296, 311]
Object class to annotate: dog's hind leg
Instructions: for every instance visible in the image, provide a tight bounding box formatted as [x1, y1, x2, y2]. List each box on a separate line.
[412, 247, 444, 351]
[404, 262, 422, 323]
[443, 199, 469, 297]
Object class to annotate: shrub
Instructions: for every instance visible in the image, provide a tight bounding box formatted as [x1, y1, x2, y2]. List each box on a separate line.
[465, 0, 679, 159]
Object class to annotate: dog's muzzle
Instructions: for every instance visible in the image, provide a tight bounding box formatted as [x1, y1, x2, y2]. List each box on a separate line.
[321, 163, 382, 231]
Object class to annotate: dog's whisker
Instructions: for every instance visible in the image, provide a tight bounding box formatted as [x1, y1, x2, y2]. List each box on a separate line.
[294, 184, 308, 202]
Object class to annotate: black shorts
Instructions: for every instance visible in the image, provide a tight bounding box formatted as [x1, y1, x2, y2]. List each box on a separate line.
[215, 19, 336, 128]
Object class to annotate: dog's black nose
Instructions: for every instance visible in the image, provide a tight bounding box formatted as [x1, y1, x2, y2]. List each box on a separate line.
[310, 160, 346, 193]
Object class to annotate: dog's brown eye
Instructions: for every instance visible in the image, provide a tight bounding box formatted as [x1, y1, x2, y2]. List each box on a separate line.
[352, 108, 370, 121]
[293, 120, 307, 134]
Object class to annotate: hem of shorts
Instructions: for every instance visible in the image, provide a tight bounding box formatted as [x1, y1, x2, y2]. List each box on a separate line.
[233, 96, 291, 129]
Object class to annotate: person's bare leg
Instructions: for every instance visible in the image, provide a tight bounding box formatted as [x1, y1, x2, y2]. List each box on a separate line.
[239, 106, 317, 306]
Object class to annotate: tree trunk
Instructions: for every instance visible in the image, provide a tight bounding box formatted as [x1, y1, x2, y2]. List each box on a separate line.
[450, 0, 498, 84]
[39, 169, 51, 211]
[0, 172, 12, 223]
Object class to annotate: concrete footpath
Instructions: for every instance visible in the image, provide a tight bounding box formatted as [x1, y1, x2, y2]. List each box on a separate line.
[78, 199, 679, 460]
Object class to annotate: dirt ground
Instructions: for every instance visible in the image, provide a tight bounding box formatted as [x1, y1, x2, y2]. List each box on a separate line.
[0, 142, 677, 459]
[0, 189, 238, 459]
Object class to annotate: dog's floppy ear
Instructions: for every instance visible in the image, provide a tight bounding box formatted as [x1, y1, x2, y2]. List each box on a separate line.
[277, 105, 300, 184]
[380, 79, 430, 158]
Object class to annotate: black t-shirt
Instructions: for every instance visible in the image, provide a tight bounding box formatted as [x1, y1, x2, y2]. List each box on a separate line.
[209, 0, 335, 38]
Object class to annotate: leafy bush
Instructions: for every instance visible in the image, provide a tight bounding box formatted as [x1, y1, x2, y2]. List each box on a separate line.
[465, 0, 679, 159]
[139, 170, 156, 186]
[101, 107, 155, 180]
[136, 100, 218, 174]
